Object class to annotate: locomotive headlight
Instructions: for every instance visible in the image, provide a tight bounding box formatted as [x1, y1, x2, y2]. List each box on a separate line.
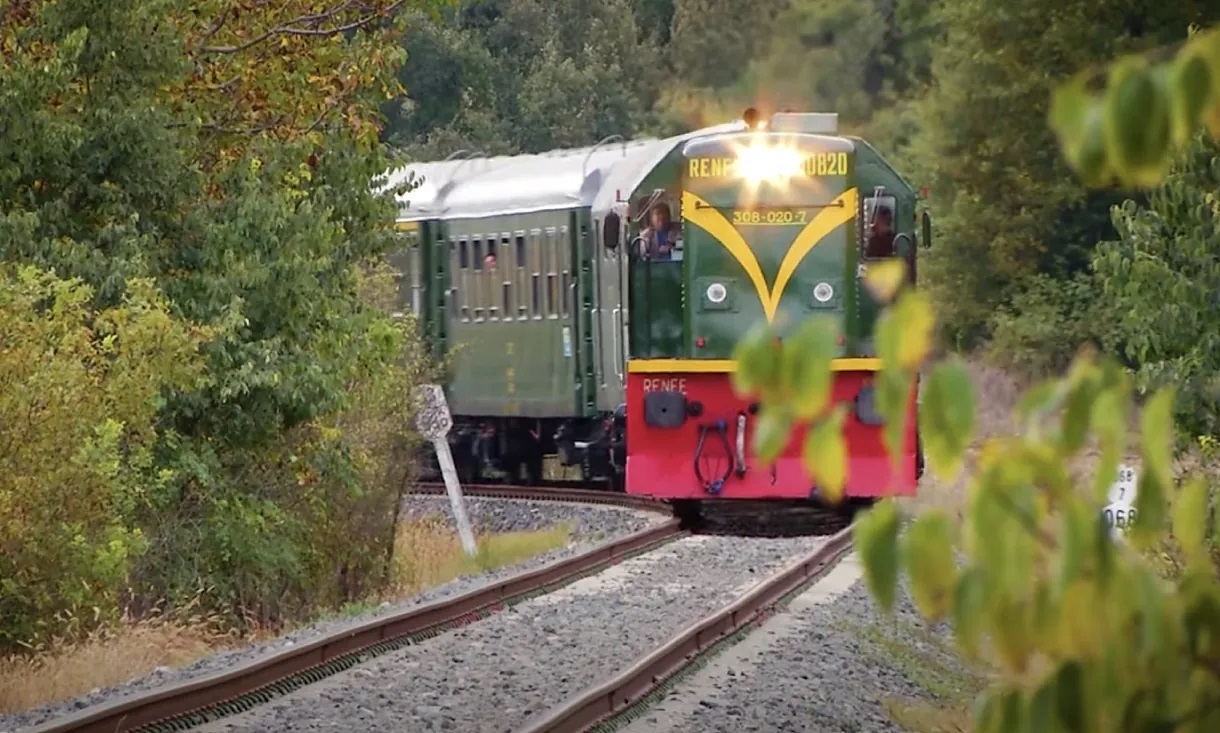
[706, 282, 728, 304]
[813, 282, 834, 303]
[733, 143, 805, 183]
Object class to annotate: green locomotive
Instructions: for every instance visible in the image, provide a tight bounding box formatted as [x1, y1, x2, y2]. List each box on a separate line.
[382, 110, 928, 496]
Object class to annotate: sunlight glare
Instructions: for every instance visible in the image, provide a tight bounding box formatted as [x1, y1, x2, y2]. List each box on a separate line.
[732, 141, 806, 185]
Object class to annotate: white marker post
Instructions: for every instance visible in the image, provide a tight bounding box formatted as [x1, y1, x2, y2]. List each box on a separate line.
[1102, 464, 1139, 538]
[414, 384, 478, 557]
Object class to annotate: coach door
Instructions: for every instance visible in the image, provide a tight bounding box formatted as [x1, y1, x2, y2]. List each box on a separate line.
[595, 212, 629, 408]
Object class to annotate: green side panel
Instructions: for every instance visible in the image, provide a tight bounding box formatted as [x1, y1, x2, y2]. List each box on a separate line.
[436, 210, 584, 417]
[447, 319, 573, 415]
[572, 210, 597, 416]
[629, 260, 685, 357]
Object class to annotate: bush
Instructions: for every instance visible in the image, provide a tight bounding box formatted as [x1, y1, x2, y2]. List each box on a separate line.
[0, 268, 206, 650]
[128, 262, 436, 629]
[986, 272, 1124, 378]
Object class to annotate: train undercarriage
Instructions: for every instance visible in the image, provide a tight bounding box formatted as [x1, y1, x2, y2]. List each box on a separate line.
[418, 412, 626, 491]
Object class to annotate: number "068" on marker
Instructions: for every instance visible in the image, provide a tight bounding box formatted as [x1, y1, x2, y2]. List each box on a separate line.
[1104, 507, 1138, 529]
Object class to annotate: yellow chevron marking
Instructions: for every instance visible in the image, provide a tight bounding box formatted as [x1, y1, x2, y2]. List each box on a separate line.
[680, 188, 858, 323]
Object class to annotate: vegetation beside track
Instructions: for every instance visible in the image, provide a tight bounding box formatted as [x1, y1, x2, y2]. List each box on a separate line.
[0, 518, 570, 715]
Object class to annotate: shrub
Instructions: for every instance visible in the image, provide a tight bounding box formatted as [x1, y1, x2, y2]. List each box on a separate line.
[0, 268, 205, 650]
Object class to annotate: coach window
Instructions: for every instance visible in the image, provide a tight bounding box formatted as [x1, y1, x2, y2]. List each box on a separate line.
[528, 229, 543, 319]
[471, 237, 487, 321]
[448, 238, 466, 321]
[862, 196, 898, 260]
[519, 231, 535, 320]
[407, 235, 422, 313]
[541, 226, 556, 319]
[488, 235, 503, 320]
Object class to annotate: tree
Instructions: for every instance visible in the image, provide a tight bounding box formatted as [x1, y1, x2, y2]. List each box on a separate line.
[1091, 132, 1220, 439]
[0, 0, 435, 646]
[909, 0, 1218, 348]
[383, 0, 664, 156]
[739, 0, 890, 125]
[669, 0, 782, 90]
[0, 269, 206, 648]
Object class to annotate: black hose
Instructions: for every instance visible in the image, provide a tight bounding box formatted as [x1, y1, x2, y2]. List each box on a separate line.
[693, 420, 734, 495]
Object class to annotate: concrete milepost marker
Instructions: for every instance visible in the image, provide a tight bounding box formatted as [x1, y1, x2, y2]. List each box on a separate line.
[415, 384, 478, 556]
[1102, 464, 1138, 536]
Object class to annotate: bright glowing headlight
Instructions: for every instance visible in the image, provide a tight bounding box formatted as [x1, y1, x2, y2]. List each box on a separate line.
[733, 144, 805, 183]
[813, 282, 834, 302]
[706, 282, 728, 304]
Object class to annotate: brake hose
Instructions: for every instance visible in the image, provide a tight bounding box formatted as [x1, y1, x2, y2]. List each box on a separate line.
[693, 420, 734, 494]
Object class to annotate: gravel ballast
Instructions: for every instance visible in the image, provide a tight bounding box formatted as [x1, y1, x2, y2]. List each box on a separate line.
[193, 533, 831, 733]
[622, 553, 979, 733]
[2, 495, 665, 733]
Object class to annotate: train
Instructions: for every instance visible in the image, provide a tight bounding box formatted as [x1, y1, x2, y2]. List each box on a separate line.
[380, 109, 926, 509]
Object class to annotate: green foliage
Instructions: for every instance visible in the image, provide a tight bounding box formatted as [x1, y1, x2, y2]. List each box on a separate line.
[909, 0, 1219, 348]
[986, 272, 1124, 378]
[918, 360, 975, 483]
[737, 261, 1220, 733]
[1051, 27, 1220, 189]
[1090, 131, 1220, 439]
[0, 268, 206, 648]
[0, 0, 437, 651]
[731, 316, 843, 497]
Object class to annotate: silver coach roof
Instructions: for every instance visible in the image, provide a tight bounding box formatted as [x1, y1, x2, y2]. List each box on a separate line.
[384, 120, 749, 223]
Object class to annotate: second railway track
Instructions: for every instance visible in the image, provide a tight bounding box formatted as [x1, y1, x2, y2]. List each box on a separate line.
[23, 484, 857, 733]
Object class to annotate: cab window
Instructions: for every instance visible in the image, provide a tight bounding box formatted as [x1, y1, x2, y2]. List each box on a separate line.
[862, 195, 898, 260]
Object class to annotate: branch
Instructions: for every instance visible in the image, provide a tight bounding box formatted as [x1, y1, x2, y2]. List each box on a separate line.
[303, 98, 344, 135]
[167, 116, 287, 136]
[197, 0, 404, 55]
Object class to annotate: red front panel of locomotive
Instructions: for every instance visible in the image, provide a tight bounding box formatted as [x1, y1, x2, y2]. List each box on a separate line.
[624, 369, 918, 500]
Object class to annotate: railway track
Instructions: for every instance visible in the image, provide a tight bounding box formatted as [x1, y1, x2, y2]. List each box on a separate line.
[26, 485, 855, 733]
[519, 526, 854, 733]
[26, 486, 677, 733]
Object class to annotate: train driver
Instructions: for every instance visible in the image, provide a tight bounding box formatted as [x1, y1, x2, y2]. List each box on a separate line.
[865, 204, 896, 259]
[636, 201, 682, 261]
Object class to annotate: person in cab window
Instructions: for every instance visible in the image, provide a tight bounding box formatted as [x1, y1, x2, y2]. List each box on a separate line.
[865, 205, 896, 259]
[637, 202, 681, 260]
[484, 253, 497, 269]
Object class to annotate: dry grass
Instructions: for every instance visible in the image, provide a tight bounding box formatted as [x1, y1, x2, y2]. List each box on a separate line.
[885, 699, 972, 733]
[389, 514, 572, 595]
[0, 613, 234, 715]
[0, 518, 570, 716]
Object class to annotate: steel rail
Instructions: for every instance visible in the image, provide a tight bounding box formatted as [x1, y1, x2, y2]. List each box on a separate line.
[518, 524, 856, 733]
[409, 482, 671, 513]
[30, 497, 683, 733]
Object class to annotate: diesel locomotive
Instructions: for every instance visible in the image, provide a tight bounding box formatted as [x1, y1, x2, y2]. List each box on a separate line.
[381, 110, 927, 504]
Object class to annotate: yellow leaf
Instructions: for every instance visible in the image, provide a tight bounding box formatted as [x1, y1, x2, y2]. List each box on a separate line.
[892, 291, 935, 370]
[802, 405, 848, 503]
[863, 259, 907, 304]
